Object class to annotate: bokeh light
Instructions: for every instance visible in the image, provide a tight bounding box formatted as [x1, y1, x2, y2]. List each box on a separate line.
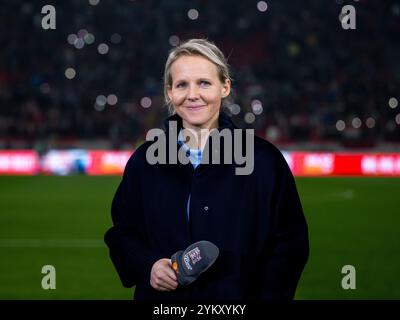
[67, 34, 77, 45]
[97, 43, 109, 55]
[188, 9, 199, 20]
[65, 68, 76, 79]
[84, 33, 95, 44]
[244, 113, 256, 124]
[94, 103, 105, 111]
[352, 117, 362, 129]
[257, 1, 268, 12]
[366, 117, 376, 129]
[388, 97, 398, 109]
[107, 94, 118, 106]
[78, 29, 88, 38]
[89, 0, 100, 6]
[169, 35, 180, 47]
[229, 104, 241, 115]
[336, 120, 345, 131]
[396, 114, 400, 125]
[74, 38, 85, 49]
[251, 99, 263, 115]
[96, 95, 107, 107]
[140, 97, 152, 108]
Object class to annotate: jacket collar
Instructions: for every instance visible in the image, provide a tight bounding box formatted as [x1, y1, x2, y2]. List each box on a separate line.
[161, 110, 238, 173]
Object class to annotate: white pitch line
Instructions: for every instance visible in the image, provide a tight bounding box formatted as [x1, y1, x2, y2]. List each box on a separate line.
[0, 239, 104, 248]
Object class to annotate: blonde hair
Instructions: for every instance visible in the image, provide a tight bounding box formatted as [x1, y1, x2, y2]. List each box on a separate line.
[163, 38, 232, 115]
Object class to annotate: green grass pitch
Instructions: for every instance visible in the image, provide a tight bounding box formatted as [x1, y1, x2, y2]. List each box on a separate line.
[0, 176, 399, 299]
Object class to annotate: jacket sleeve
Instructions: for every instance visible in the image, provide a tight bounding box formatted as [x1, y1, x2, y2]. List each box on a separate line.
[257, 153, 309, 299]
[104, 150, 164, 288]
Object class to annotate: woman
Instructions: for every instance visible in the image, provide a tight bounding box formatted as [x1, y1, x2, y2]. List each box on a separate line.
[104, 39, 309, 300]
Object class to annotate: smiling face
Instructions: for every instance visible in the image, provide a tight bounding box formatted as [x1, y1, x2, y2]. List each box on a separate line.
[167, 55, 231, 131]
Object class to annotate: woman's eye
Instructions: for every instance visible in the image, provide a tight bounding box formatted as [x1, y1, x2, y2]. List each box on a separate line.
[176, 82, 186, 88]
[200, 81, 210, 87]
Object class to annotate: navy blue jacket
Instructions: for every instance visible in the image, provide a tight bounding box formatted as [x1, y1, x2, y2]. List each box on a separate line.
[104, 111, 309, 300]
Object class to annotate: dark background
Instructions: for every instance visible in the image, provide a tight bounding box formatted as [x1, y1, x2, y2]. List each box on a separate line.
[1, 0, 399, 150]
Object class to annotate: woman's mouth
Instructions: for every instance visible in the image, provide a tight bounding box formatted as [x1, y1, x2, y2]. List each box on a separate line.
[186, 105, 207, 111]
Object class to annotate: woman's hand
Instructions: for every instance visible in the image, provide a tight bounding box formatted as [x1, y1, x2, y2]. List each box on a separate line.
[150, 258, 178, 291]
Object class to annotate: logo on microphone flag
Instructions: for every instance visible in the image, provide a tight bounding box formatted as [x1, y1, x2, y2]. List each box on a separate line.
[188, 247, 202, 264]
[184, 246, 202, 270]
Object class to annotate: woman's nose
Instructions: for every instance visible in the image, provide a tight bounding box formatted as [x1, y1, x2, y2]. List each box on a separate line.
[187, 84, 199, 100]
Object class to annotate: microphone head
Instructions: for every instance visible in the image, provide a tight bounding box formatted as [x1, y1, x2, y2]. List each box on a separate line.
[171, 240, 219, 286]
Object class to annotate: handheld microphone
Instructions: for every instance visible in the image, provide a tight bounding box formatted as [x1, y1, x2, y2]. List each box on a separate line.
[171, 240, 219, 286]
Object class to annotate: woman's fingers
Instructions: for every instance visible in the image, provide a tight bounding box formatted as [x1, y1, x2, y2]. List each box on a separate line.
[150, 258, 179, 291]
[166, 259, 178, 281]
[151, 274, 178, 291]
[152, 277, 177, 291]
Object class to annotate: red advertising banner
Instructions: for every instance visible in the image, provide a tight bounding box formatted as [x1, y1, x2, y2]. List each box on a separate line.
[291, 152, 400, 176]
[85, 151, 400, 177]
[1, 150, 400, 176]
[87, 150, 133, 175]
[289, 152, 335, 176]
[0, 150, 39, 175]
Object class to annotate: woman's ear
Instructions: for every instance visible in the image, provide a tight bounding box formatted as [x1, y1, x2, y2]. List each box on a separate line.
[221, 79, 231, 98]
[167, 86, 173, 102]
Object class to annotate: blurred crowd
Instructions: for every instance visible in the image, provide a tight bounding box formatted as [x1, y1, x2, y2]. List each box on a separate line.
[0, 0, 399, 150]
